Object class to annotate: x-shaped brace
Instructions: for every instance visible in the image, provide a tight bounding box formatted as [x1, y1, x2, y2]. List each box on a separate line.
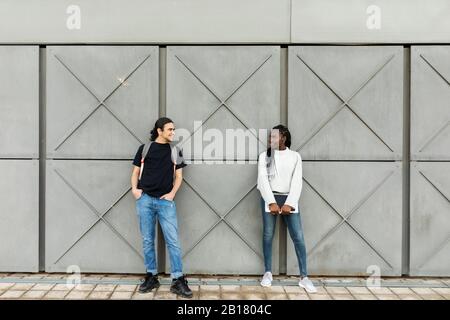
[416, 170, 450, 269]
[52, 53, 152, 152]
[295, 53, 396, 154]
[181, 178, 263, 261]
[174, 53, 273, 155]
[52, 169, 143, 264]
[416, 54, 450, 153]
[304, 170, 396, 269]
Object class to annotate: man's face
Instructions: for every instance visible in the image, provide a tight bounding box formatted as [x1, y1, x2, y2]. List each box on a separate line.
[158, 122, 175, 142]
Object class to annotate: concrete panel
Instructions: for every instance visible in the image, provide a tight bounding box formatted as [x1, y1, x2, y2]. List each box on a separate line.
[45, 160, 146, 273]
[167, 162, 280, 275]
[410, 162, 450, 276]
[289, 46, 403, 160]
[0, 160, 39, 272]
[287, 161, 403, 276]
[411, 46, 450, 160]
[46, 46, 159, 159]
[0, 0, 290, 44]
[0, 46, 39, 158]
[167, 46, 280, 161]
[292, 0, 450, 43]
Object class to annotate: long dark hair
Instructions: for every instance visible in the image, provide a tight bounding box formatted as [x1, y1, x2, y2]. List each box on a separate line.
[150, 117, 173, 141]
[267, 124, 291, 157]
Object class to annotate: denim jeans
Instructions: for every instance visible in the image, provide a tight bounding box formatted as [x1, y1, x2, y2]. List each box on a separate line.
[261, 195, 308, 277]
[136, 192, 183, 279]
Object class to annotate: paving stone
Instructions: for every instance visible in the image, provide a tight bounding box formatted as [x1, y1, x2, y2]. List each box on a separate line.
[119, 275, 142, 281]
[325, 287, 350, 295]
[43, 290, 70, 299]
[200, 292, 221, 300]
[432, 288, 450, 295]
[178, 292, 199, 300]
[389, 287, 414, 295]
[200, 285, 220, 292]
[308, 286, 327, 294]
[221, 293, 243, 300]
[241, 285, 265, 293]
[321, 279, 341, 284]
[73, 284, 96, 291]
[132, 292, 155, 300]
[331, 294, 355, 300]
[153, 291, 177, 300]
[31, 283, 55, 291]
[241, 293, 266, 300]
[65, 290, 91, 300]
[0, 290, 26, 299]
[340, 278, 364, 284]
[266, 293, 288, 300]
[375, 295, 399, 300]
[353, 294, 377, 300]
[263, 286, 286, 294]
[93, 284, 116, 292]
[411, 287, 436, 295]
[22, 290, 47, 299]
[188, 285, 199, 292]
[418, 294, 444, 300]
[11, 283, 35, 291]
[346, 287, 372, 295]
[422, 279, 446, 286]
[287, 293, 310, 300]
[309, 294, 332, 300]
[156, 286, 171, 292]
[221, 285, 241, 292]
[52, 284, 74, 291]
[283, 286, 306, 294]
[398, 294, 422, 300]
[368, 287, 395, 295]
[115, 285, 137, 292]
[0, 283, 15, 290]
[110, 291, 133, 300]
[87, 291, 112, 300]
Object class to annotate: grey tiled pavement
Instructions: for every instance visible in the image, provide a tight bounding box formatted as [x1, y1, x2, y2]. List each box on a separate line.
[0, 273, 449, 300]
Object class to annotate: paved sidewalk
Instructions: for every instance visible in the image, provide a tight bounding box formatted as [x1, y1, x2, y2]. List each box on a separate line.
[0, 273, 449, 300]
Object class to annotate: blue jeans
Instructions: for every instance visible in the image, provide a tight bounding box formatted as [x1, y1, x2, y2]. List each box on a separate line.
[136, 193, 183, 279]
[261, 195, 308, 277]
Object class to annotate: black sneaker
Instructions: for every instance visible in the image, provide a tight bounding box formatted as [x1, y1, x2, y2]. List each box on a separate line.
[170, 275, 193, 298]
[138, 273, 160, 293]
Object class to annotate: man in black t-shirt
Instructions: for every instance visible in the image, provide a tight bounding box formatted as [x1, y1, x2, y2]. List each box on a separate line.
[131, 117, 192, 298]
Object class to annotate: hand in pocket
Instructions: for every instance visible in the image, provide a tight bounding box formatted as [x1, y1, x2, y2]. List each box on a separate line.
[133, 188, 143, 200]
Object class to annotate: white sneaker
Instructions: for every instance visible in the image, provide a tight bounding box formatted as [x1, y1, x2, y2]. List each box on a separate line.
[260, 272, 273, 287]
[299, 277, 317, 293]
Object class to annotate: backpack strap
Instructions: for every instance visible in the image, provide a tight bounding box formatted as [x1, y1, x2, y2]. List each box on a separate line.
[170, 144, 184, 166]
[139, 141, 153, 181]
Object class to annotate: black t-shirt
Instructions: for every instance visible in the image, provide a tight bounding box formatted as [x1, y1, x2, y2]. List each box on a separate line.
[133, 142, 187, 198]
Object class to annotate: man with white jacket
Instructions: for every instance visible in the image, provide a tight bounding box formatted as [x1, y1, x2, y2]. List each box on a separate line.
[257, 125, 317, 293]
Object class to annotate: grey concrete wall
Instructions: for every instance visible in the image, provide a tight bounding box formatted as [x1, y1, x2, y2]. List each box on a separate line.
[0, 1, 450, 44]
[287, 46, 404, 276]
[44, 46, 159, 273]
[410, 46, 450, 276]
[0, 44, 448, 276]
[166, 46, 281, 274]
[0, 46, 39, 272]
